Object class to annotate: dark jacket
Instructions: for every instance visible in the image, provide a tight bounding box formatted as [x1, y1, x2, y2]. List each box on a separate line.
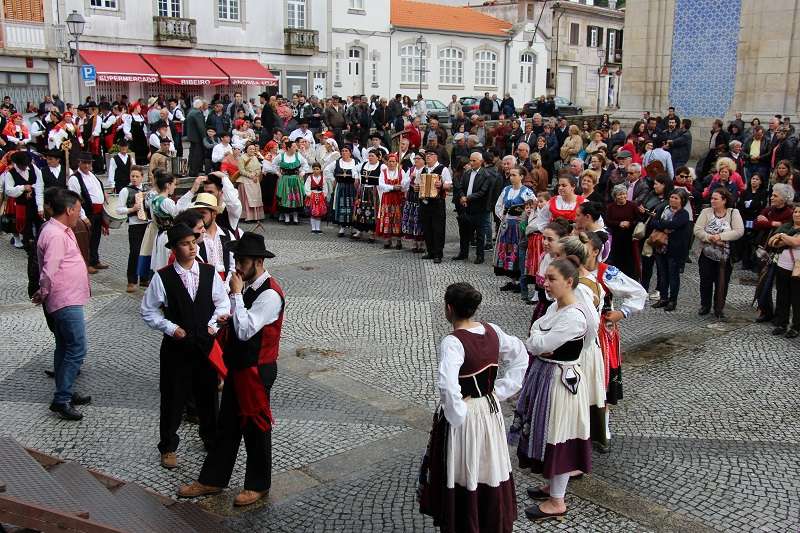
[479, 97, 493, 115]
[184, 107, 206, 144]
[500, 97, 515, 117]
[423, 125, 448, 146]
[626, 178, 650, 206]
[454, 167, 492, 214]
[303, 104, 324, 130]
[261, 105, 277, 137]
[372, 105, 392, 131]
[484, 165, 504, 213]
[205, 112, 231, 136]
[773, 136, 798, 167]
[323, 105, 346, 129]
[737, 186, 769, 225]
[742, 137, 771, 167]
[667, 128, 692, 168]
[608, 129, 626, 152]
[650, 206, 691, 257]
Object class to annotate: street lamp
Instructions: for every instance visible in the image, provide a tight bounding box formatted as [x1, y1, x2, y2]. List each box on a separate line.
[66, 10, 85, 63]
[415, 35, 427, 98]
[596, 47, 605, 114]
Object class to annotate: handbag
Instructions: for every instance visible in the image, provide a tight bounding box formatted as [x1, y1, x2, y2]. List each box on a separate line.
[647, 229, 668, 247]
[633, 220, 647, 240]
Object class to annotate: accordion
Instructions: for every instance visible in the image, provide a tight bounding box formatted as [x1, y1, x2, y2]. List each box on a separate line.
[419, 173, 440, 199]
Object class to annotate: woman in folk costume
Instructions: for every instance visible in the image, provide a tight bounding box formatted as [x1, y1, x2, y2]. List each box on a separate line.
[304, 162, 330, 234]
[354, 148, 385, 241]
[221, 143, 242, 182]
[585, 230, 646, 449]
[419, 282, 527, 533]
[297, 137, 317, 166]
[376, 152, 405, 249]
[137, 171, 179, 279]
[123, 103, 149, 165]
[275, 139, 309, 225]
[509, 256, 599, 522]
[260, 141, 280, 218]
[3, 112, 31, 148]
[237, 141, 264, 222]
[326, 144, 360, 237]
[494, 166, 535, 292]
[534, 172, 586, 228]
[401, 151, 425, 252]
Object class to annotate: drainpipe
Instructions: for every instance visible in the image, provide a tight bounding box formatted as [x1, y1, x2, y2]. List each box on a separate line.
[503, 36, 511, 99]
[553, 4, 564, 97]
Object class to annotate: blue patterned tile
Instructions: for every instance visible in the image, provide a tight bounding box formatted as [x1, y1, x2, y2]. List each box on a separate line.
[669, 0, 741, 117]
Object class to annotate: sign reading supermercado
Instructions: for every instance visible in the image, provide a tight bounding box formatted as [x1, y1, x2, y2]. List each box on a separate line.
[98, 74, 160, 83]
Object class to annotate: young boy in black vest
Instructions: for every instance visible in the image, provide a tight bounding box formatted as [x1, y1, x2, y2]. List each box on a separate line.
[107, 138, 133, 192]
[116, 165, 147, 292]
[178, 232, 285, 507]
[140, 223, 231, 469]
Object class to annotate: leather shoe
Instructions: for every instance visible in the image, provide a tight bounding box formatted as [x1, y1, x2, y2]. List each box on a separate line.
[474, 257, 484, 265]
[49, 402, 83, 421]
[433, 257, 442, 264]
[160, 452, 178, 469]
[87, 266, 98, 274]
[664, 301, 676, 312]
[524, 503, 566, 521]
[651, 299, 668, 309]
[94, 263, 110, 270]
[451, 255, 467, 261]
[177, 481, 223, 498]
[234, 489, 268, 507]
[526, 486, 550, 500]
[772, 327, 787, 336]
[421, 253, 434, 259]
[71, 393, 92, 406]
[697, 307, 710, 316]
[755, 314, 773, 323]
[786, 329, 799, 339]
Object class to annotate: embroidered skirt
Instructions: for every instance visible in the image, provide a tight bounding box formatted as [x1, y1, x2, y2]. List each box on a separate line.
[305, 191, 328, 219]
[402, 196, 424, 241]
[354, 184, 378, 231]
[333, 182, 356, 226]
[376, 190, 404, 238]
[524, 232, 544, 278]
[493, 216, 522, 278]
[276, 174, 305, 212]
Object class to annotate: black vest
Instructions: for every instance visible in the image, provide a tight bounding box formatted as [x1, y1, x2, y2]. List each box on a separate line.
[216, 209, 240, 240]
[41, 165, 67, 190]
[224, 277, 285, 370]
[198, 230, 231, 274]
[9, 168, 32, 206]
[159, 262, 216, 356]
[113, 154, 131, 188]
[72, 172, 101, 210]
[333, 160, 356, 184]
[124, 185, 141, 209]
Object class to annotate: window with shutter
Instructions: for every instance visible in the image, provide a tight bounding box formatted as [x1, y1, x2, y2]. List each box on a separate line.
[3, 0, 44, 22]
[597, 27, 604, 48]
[569, 22, 579, 45]
[587, 26, 599, 48]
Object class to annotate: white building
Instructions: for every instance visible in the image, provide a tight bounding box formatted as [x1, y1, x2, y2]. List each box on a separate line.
[57, 0, 330, 103]
[330, 0, 547, 108]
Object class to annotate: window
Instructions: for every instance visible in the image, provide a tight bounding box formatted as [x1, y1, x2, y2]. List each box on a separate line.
[287, 0, 305, 28]
[569, 22, 580, 45]
[90, 0, 117, 9]
[400, 44, 426, 84]
[372, 62, 377, 85]
[218, 0, 239, 21]
[474, 50, 497, 86]
[587, 25, 604, 48]
[526, 3, 534, 19]
[335, 60, 341, 83]
[438, 48, 463, 85]
[520, 52, 535, 84]
[158, 0, 181, 17]
[350, 0, 364, 8]
[348, 48, 360, 76]
[3, 0, 44, 21]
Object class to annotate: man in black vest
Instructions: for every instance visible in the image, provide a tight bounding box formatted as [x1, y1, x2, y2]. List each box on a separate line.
[107, 139, 133, 193]
[67, 152, 107, 273]
[178, 232, 284, 507]
[187, 192, 236, 279]
[3, 150, 41, 250]
[141, 223, 230, 469]
[453, 152, 492, 264]
[418, 151, 453, 263]
[178, 172, 242, 240]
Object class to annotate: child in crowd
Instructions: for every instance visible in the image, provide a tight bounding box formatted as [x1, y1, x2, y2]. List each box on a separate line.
[523, 191, 551, 303]
[304, 162, 329, 234]
[116, 165, 147, 293]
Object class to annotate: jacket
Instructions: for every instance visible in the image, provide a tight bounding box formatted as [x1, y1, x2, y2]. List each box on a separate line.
[184, 108, 206, 144]
[323, 106, 346, 129]
[454, 167, 492, 214]
[649, 206, 691, 257]
[742, 137, 771, 167]
[205, 112, 231, 136]
[625, 178, 650, 206]
[701, 171, 746, 198]
[559, 134, 583, 162]
[693, 207, 745, 244]
[479, 97, 493, 115]
[666, 129, 692, 168]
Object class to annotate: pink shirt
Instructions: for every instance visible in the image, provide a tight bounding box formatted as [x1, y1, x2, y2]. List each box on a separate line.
[37, 218, 90, 313]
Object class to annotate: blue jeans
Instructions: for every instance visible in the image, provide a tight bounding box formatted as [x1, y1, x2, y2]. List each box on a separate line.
[47, 305, 87, 405]
[655, 254, 681, 303]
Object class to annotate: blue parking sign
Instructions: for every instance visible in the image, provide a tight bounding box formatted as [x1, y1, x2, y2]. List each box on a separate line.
[80, 65, 96, 82]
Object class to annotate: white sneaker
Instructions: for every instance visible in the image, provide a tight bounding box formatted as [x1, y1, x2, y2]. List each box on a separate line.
[12, 236, 23, 249]
[648, 290, 660, 300]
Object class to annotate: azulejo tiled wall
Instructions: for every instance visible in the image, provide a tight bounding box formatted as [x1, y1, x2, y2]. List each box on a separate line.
[669, 0, 741, 117]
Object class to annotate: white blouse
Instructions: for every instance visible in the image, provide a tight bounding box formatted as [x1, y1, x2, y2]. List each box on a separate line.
[378, 167, 403, 193]
[526, 302, 597, 357]
[438, 322, 528, 428]
[589, 265, 647, 318]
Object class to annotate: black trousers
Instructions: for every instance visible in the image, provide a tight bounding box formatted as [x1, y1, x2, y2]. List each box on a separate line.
[774, 266, 800, 330]
[174, 132, 183, 158]
[698, 254, 732, 312]
[188, 142, 204, 177]
[457, 211, 488, 260]
[126, 223, 147, 284]
[158, 344, 218, 453]
[199, 363, 277, 492]
[88, 211, 103, 267]
[420, 199, 446, 258]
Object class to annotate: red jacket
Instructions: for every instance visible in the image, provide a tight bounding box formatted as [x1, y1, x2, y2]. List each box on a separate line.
[404, 124, 421, 150]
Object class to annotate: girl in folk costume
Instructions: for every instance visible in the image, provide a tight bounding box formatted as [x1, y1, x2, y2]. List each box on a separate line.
[585, 230, 646, 448]
[401, 151, 425, 252]
[3, 113, 31, 148]
[494, 166, 535, 292]
[354, 148, 385, 241]
[534, 172, 586, 229]
[275, 139, 309, 225]
[137, 172, 179, 279]
[509, 257, 599, 522]
[418, 283, 527, 533]
[529, 219, 572, 339]
[523, 191, 550, 287]
[221, 143, 242, 182]
[554, 234, 608, 451]
[260, 141, 280, 218]
[123, 103, 149, 166]
[376, 153, 405, 249]
[304, 162, 330, 234]
[237, 142, 264, 222]
[326, 145, 360, 237]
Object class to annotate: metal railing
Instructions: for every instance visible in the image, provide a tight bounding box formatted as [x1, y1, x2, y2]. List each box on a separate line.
[153, 16, 197, 47]
[284, 28, 318, 55]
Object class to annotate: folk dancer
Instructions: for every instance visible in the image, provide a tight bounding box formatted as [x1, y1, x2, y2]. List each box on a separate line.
[304, 162, 330, 234]
[275, 139, 309, 225]
[48, 111, 82, 170]
[67, 152, 108, 274]
[179, 191, 237, 281]
[3, 112, 31, 149]
[376, 153, 405, 248]
[178, 232, 284, 507]
[494, 167, 535, 291]
[419, 151, 453, 263]
[116, 165, 148, 292]
[179, 172, 242, 239]
[327, 144, 360, 237]
[3, 150, 41, 250]
[138, 172, 179, 278]
[354, 149, 385, 241]
[106, 138, 134, 192]
[140, 223, 230, 469]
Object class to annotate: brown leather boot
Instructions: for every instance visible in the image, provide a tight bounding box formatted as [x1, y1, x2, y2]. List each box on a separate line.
[126, 283, 136, 293]
[177, 481, 223, 498]
[233, 489, 268, 507]
[160, 452, 177, 469]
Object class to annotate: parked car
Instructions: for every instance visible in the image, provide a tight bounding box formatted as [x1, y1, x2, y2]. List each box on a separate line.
[459, 96, 480, 116]
[425, 99, 451, 126]
[522, 96, 583, 117]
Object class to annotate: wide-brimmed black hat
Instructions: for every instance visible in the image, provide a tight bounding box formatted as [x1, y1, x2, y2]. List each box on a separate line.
[43, 149, 63, 159]
[165, 223, 200, 249]
[227, 231, 275, 259]
[77, 152, 93, 162]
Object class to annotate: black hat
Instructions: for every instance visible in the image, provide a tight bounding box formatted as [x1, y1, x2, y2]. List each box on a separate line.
[159, 136, 171, 144]
[297, 117, 309, 125]
[77, 152, 93, 162]
[44, 149, 63, 159]
[87, 101, 98, 108]
[259, 91, 270, 99]
[227, 231, 275, 259]
[99, 101, 111, 111]
[165, 223, 200, 249]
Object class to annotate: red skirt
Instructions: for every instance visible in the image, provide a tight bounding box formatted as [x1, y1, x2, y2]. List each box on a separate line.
[14, 202, 26, 234]
[305, 191, 328, 218]
[524, 232, 543, 277]
[376, 191, 404, 238]
[598, 317, 623, 405]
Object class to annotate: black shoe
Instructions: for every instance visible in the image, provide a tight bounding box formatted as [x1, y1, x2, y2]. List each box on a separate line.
[651, 299, 668, 309]
[452, 254, 467, 261]
[755, 314, 773, 323]
[474, 257, 484, 265]
[664, 301, 676, 312]
[500, 282, 516, 291]
[772, 327, 787, 336]
[786, 329, 799, 339]
[411, 248, 423, 253]
[44, 369, 55, 378]
[433, 257, 442, 264]
[337, 232, 345, 238]
[526, 487, 550, 500]
[714, 311, 726, 320]
[697, 307, 711, 316]
[71, 393, 92, 406]
[395, 242, 402, 250]
[483, 244, 493, 251]
[511, 284, 522, 293]
[421, 254, 434, 259]
[49, 402, 83, 421]
[593, 441, 610, 454]
[524, 504, 566, 521]
[384, 242, 392, 249]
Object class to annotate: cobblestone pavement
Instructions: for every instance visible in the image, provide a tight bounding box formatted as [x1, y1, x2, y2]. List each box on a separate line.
[0, 213, 797, 532]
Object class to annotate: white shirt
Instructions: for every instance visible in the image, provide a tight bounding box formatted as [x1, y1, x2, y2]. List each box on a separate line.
[494, 185, 534, 219]
[230, 270, 283, 341]
[377, 167, 402, 193]
[527, 302, 596, 357]
[149, 132, 175, 154]
[589, 265, 647, 318]
[140, 260, 230, 337]
[438, 322, 527, 428]
[466, 168, 479, 196]
[175, 174, 242, 234]
[106, 152, 133, 188]
[68, 170, 104, 204]
[536, 195, 586, 232]
[212, 142, 233, 163]
[3, 164, 41, 198]
[288, 127, 315, 145]
[116, 184, 147, 225]
[424, 165, 453, 186]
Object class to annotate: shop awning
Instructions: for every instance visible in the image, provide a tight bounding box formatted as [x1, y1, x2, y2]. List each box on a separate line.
[79, 50, 159, 83]
[141, 54, 228, 86]
[211, 58, 278, 86]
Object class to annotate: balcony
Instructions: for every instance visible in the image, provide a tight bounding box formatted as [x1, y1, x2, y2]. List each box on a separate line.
[284, 28, 318, 56]
[153, 16, 196, 48]
[608, 48, 622, 64]
[0, 21, 67, 58]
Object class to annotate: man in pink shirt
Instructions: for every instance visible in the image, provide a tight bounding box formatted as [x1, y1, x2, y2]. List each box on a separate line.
[33, 188, 92, 421]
